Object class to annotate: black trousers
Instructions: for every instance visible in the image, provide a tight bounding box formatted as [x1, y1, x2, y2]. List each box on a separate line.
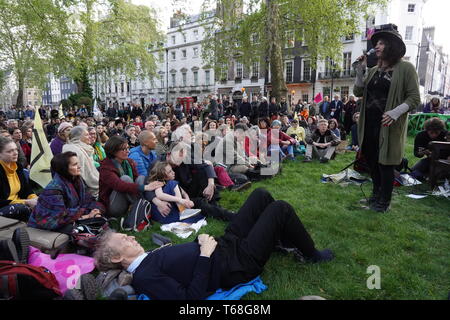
[217, 188, 317, 289]
[362, 131, 395, 203]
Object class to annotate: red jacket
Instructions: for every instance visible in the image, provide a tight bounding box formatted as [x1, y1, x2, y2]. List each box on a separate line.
[98, 157, 142, 211]
[265, 128, 296, 149]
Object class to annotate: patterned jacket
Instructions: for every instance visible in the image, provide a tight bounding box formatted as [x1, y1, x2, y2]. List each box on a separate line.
[28, 173, 105, 231]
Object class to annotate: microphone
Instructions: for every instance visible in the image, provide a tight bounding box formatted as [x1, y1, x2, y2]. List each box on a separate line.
[352, 49, 376, 68]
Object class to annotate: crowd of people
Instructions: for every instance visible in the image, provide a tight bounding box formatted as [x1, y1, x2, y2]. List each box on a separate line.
[0, 27, 448, 300]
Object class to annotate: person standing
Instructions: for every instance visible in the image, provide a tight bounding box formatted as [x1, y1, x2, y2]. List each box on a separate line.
[353, 28, 420, 212]
[343, 95, 358, 134]
[319, 96, 331, 119]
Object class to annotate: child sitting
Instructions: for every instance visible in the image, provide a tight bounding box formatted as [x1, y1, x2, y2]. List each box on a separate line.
[147, 161, 204, 224]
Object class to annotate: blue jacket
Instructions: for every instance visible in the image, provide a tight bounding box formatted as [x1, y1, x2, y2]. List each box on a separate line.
[128, 146, 159, 177]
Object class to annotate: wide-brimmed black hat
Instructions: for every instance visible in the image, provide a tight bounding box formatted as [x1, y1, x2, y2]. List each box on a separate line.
[370, 29, 406, 57]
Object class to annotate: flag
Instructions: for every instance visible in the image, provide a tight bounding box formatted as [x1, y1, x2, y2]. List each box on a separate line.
[294, 112, 298, 120]
[314, 93, 323, 104]
[93, 99, 102, 121]
[30, 111, 53, 188]
[58, 104, 64, 119]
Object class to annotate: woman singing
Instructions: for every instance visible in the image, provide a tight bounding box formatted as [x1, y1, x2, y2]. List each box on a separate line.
[353, 29, 420, 212]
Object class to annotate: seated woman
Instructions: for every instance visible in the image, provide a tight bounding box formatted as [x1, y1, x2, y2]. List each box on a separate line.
[28, 152, 105, 233]
[62, 126, 100, 197]
[20, 126, 33, 165]
[0, 137, 38, 221]
[154, 126, 170, 159]
[148, 161, 204, 224]
[98, 136, 164, 218]
[270, 120, 298, 161]
[328, 119, 341, 139]
[88, 126, 106, 168]
[96, 124, 109, 145]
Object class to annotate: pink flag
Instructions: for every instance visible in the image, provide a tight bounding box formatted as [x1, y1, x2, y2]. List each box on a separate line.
[314, 93, 323, 104]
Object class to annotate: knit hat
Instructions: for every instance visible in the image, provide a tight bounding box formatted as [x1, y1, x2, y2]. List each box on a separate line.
[58, 122, 73, 133]
[271, 120, 282, 128]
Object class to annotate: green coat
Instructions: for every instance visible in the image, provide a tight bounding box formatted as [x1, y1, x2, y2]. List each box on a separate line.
[354, 60, 420, 165]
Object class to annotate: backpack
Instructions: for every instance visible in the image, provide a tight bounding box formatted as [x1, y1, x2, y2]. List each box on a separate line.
[120, 198, 152, 232]
[0, 261, 62, 300]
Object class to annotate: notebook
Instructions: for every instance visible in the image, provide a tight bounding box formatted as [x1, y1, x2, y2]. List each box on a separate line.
[179, 208, 202, 220]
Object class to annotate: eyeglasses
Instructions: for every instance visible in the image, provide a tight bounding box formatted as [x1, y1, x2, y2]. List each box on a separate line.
[120, 146, 130, 151]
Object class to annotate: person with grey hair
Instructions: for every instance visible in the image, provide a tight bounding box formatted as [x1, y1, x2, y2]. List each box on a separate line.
[62, 126, 100, 197]
[93, 188, 334, 300]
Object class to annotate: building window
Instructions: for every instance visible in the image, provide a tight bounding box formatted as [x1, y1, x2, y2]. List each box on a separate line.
[160, 74, 165, 88]
[182, 49, 187, 59]
[193, 71, 198, 86]
[182, 72, 187, 87]
[127, 82, 130, 92]
[405, 26, 413, 41]
[171, 74, 176, 87]
[302, 93, 309, 103]
[115, 84, 118, 93]
[159, 52, 164, 62]
[303, 60, 311, 81]
[205, 70, 210, 85]
[171, 51, 176, 60]
[252, 61, 259, 78]
[343, 52, 352, 75]
[344, 34, 354, 41]
[220, 64, 227, 81]
[235, 62, 243, 79]
[285, 30, 294, 48]
[323, 87, 331, 98]
[285, 61, 293, 82]
[193, 30, 199, 40]
[408, 4, 415, 12]
[193, 47, 199, 57]
[171, 35, 176, 44]
[183, 34, 186, 43]
[121, 83, 124, 93]
[325, 57, 334, 76]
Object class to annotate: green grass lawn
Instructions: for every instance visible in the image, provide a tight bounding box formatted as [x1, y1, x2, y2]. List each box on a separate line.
[129, 136, 450, 300]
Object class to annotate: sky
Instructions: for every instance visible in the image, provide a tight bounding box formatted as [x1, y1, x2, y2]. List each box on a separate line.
[132, 0, 450, 54]
[422, 0, 450, 53]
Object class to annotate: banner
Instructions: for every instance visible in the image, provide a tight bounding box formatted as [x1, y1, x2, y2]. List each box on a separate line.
[93, 99, 102, 121]
[58, 104, 64, 119]
[30, 111, 53, 188]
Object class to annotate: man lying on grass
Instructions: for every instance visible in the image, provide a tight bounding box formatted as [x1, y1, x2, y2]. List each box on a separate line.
[94, 188, 334, 300]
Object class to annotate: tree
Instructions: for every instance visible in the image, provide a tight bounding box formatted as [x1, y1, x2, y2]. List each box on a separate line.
[53, 0, 164, 94]
[0, 0, 69, 107]
[197, 0, 388, 102]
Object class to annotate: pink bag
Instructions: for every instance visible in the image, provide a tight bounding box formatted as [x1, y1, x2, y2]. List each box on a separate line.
[214, 166, 234, 187]
[27, 246, 95, 294]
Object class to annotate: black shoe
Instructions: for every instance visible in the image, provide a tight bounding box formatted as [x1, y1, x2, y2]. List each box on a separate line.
[359, 193, 379, 207]
[215, 185, 226, 191]
[231, 181, 252, 191]
[12, 227, 30, 264]
[109, 288, 129, 300]
[0, 239, 19, 263]
[320, 158, 329, 164]
[370, 201, 390, 213]
[63, 289, 85, 300]
[303, 157, 312, 163]
[80, 274, 99, 300]
[306, 249, 335, 263]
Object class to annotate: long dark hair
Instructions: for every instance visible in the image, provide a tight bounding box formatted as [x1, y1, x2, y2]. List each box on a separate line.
[51, 151, 79, 182]
[378, 36, 404, 68]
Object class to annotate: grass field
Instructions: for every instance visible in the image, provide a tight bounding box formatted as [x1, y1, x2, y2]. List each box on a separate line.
[129, 136, 450, 300]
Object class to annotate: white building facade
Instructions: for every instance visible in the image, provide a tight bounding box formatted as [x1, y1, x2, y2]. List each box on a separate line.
[97, 12, 216, 107]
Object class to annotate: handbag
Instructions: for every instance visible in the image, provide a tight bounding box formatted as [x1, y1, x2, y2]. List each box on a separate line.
[72, 217, 109, 250]
[120, 198, 152, 232]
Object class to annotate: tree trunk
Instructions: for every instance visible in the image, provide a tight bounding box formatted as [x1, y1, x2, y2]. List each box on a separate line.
[266, 0, 287, 102]
[15, 74, 24, 108]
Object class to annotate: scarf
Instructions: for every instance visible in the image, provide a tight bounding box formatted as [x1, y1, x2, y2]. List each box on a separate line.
[93, 142, 106, 162]
[113, 159, 133, 179]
